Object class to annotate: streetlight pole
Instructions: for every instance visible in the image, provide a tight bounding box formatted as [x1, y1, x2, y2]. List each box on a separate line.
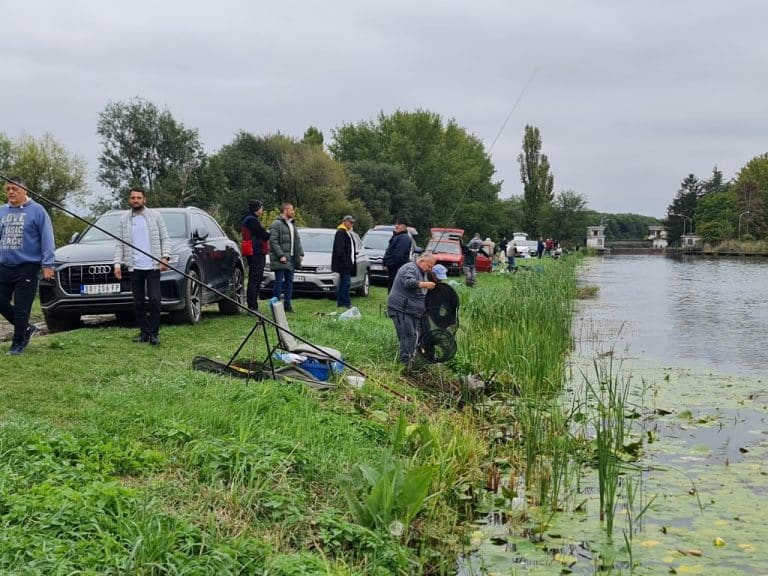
[738, 210, 750, 241]
[671, 213, 689, 236]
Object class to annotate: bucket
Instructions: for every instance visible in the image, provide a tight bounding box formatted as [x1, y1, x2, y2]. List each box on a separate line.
[346, 375, 365, 389]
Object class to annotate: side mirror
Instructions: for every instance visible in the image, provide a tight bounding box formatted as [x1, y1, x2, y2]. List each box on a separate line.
[413, 246, 424, 255]
[70, 231, 80, 243]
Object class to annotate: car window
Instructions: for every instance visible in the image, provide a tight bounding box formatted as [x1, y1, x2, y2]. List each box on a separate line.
[160, 213, 187, 238]
[201, 213, 225, 238]
[427, 241, 461, 255]
[190, 213, 210, 237]
[78, 213, 122, 243]
[299, 231, 334, 252]
[362, 232, 391, 250]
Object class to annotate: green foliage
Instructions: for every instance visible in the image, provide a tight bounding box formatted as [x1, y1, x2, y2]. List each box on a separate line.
[731, 154, 768, 239]
[665, 173, 701, 242]
[330, 109, 500, 231]
[518, 125, 554, 235]
[694, 189, 737, 244]
[546, 189, 589, 244]
[96, 97, 210, 209]
[0, 132, 87, 207]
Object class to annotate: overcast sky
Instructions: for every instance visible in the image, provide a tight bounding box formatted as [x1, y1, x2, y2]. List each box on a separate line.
[4, 0, 767, 218]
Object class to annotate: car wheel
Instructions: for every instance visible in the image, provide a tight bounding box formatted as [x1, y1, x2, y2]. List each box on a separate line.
[172, 269, 203, 324]
[219, 267, 244, 315]
[43, 311, 81, 333]
[355, 270, 370, 297]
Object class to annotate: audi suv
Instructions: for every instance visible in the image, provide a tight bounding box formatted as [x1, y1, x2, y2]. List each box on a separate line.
[39, 207, 245, 331]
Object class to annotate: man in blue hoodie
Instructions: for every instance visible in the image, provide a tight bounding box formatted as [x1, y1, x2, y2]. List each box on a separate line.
[0, 176, 55, 355]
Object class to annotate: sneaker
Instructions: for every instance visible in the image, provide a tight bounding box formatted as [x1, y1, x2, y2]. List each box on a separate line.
[133, 333, 149, 343]
[22, 324, 38, 348]
[7, 344, 23, 356]
[148, 335, 160, 346]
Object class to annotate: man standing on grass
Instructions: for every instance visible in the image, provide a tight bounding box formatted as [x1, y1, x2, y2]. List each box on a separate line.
[386, 252, 436, 366]
[269, 202, 303, 312]
[383, 217, 412, 292]
[113, 187, 170, 346]
[0, 176, 55, 356]
[241, 199, 271, 312]
[462, 233, 489, 287]
[331, 214, 356, 309]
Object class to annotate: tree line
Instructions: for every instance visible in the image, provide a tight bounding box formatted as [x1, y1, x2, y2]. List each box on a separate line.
[4, 96, 669, 248]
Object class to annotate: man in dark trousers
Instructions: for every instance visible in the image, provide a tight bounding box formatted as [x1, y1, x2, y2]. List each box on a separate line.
[331, 214, 356, 308]
[113, 187, 170, 345]
[386, 253, 436, 365]
[0, 176, 56, 355]
[240, 200, 271, 312]
[382, 217, 412, 292]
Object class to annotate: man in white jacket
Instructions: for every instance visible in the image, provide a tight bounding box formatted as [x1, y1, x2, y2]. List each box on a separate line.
[113, 188, 170, 345]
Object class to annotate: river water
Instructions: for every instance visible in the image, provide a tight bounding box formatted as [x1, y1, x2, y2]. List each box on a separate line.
[575, 255, 768, 376]
[464, 255, 768, 575]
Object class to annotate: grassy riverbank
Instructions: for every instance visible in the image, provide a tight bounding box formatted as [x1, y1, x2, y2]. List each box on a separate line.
[0, 257, 578, 574]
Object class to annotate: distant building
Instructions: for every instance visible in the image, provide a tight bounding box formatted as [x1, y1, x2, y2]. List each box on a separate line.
[647, 226, 668, 248]
[586, 226, 606, 250]
[680, 233, 702, 248]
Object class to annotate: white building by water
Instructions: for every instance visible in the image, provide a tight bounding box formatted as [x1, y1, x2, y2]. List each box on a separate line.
[586, 226, 606, 250]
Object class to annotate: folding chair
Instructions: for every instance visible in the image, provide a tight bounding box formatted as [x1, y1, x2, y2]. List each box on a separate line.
[269, 300, 342, 362]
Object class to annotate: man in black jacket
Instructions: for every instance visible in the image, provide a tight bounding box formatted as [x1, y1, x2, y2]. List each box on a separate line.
[382, 218, 412, 292]
[331, 215, 356, 308]
[241, 200, 271, 311]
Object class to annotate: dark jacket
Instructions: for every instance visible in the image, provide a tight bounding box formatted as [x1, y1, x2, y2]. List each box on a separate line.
[386, 261, 428, 317]
[268, 216, 304, 271]
[331, 225, 356, 275]
[462, 241, 489, 267]
[241, 213, 271, 255]
[383, 230, 411, 269]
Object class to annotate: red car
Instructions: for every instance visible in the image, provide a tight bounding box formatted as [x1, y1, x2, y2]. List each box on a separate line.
[426, 238, 463, 275]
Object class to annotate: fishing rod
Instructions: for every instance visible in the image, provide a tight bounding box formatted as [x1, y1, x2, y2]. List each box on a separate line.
[0, 173, 365, 377]
[432, 68, 539, 245]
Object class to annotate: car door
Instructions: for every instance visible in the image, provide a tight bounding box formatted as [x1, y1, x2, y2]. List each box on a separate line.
[199, 212, 236, 293]
[189, 212, 217, 298]
[352, 232, 368, 286]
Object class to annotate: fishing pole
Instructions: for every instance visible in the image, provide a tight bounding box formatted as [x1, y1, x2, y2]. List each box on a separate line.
[0, 174, 365, 377]
[432, 68, 539, 244]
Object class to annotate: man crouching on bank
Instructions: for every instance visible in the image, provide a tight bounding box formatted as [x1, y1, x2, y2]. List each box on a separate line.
[386, 253, 436, 366]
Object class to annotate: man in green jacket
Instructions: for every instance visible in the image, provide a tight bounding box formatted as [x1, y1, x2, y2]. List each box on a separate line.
[268, 202, 303, 312]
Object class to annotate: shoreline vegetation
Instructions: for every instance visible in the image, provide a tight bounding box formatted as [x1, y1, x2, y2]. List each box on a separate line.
[1, 257, 582, 574]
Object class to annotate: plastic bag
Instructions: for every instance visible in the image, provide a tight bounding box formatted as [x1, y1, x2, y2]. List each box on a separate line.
[338, 306, 361, 321]
[273, 352, 307, 364]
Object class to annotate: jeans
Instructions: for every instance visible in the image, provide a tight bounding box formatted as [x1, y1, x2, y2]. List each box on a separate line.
[388, 310, 420, 364]
[131, 269, 161, 336]
[337, 273, 352, 307]
[463, 265, 477, 286]
[246, 254, 265, 310]
[507, 256, 516, 271]
[273, 257, 296, 310]
[0, 262, 40, 346]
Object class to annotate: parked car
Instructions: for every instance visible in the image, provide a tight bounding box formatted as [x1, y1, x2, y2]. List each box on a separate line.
[261, 227, 370, 297]
[38, 207, 245, 332]
[425, 238, 463, 275]
[361, 225, 419, 285]
[430, 227, 463, 242]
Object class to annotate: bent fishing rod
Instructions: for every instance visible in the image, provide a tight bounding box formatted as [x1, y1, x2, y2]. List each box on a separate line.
[0, 174, 365, 377]
[432, 68, 539, 245]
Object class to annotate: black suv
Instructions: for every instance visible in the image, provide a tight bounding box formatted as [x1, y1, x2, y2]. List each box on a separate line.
[39, 207, 245, 331]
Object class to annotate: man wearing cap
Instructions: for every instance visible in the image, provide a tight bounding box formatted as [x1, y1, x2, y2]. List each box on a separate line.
[241, 200, 271, 312]
[383, 217, 412, 292]
[332, 215, 356, 308]
[0, 176, 56, 355]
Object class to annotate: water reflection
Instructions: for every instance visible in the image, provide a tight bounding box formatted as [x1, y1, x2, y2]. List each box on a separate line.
[576, 255, 768, 375]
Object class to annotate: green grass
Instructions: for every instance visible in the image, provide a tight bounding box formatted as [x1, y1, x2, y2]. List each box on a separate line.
[0, 259, 580, 574]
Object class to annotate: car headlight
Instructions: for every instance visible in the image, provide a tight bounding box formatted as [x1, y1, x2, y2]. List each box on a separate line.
[167, 254, 180, 265]
[315, 265, 332, 273]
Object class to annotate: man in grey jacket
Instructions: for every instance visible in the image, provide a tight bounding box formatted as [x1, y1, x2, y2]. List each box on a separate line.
[113, 187, 170, 345]
[268, 202, 303, 312]
[386, 253, 436, 365]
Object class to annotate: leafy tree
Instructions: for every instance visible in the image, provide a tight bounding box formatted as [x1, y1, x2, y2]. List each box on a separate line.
[694, 190, 737, 244]
[330, 109, 500, 230]
[0, 132, 87, 208]
[302, 126, 324, 147]
[702, 165, 729, 195]
[548, 190, 589, 244]
[96, 97, 207, 208]
[517, 125, 554, 235]
[731, 155, 768, 240]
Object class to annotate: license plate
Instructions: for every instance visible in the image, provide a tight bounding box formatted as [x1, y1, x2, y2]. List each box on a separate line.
[294, 275, 305, 282]
[371, 264, 383, 271]
[81, 283, 121, 295]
